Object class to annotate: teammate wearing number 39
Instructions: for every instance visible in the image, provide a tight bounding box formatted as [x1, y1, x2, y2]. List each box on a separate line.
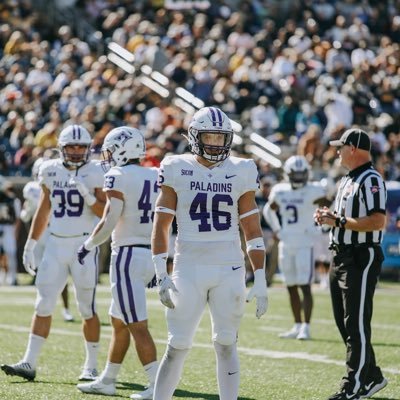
[151, 106, 268, 400]
[1, 125, 105, 382]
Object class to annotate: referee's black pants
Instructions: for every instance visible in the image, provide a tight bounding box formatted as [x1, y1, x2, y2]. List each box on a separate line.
[329, 245, 384, 393]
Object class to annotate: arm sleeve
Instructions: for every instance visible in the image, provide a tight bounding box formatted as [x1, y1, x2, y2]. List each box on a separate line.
[263, 202, 281, 233]
[159, 156, 175, 188]
[362, 174, 387, 215]
[241, 160, 260, 194]
[84, 197, 123, 250]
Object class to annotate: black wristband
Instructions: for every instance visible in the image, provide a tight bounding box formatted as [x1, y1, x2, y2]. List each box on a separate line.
[335, 217, 340, 227]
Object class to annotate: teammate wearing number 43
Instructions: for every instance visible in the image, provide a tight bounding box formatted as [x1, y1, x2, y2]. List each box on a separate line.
[152, 106, 268, 400]
[1, 125, 105, 382]
[76, 126, 159, 400]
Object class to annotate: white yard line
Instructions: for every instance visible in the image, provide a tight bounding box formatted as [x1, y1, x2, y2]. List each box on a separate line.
[0, 323, 398, 375]
[2, 297, 399, 332]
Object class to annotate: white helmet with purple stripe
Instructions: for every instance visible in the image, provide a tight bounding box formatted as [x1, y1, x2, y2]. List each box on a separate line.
[187, 106, 233, 163]
[58, 124, 92, 168]
[283, 155, 310, 188]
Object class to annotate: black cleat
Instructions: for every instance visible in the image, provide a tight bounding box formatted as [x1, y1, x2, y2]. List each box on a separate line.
[1, 362, 36, 381]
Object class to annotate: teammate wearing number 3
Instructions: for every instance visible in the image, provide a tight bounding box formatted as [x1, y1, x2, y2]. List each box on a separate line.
[151, 106, 268, 400]
[263, 155, 329, 340]
[1, 125, 105, 382]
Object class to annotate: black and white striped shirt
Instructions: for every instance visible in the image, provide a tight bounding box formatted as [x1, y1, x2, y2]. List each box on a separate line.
[330, 162, 387, 245]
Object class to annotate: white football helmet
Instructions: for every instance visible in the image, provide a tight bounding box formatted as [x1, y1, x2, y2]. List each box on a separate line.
[32, 157, 45, 180]
[187, 106, 233, 163]
[58, 124, 92, 168]
[283, 155, 310, 188]
[101, 126, 146, 171]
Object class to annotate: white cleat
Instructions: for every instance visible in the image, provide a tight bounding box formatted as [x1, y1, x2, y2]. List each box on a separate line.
[62, 308, 75, 322]
[130, 385, 154, 399]
[297, 324, 311, 340]
[77, 378, 116, 395]
[278, 325, 300, 339]
[79, 367, 98, 381]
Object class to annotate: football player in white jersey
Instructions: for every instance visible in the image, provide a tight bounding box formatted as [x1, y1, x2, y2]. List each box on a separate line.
[0, 177, 21, 286]
[263, 155, 328, 340]
[20, 156, 75, 322]
[1, 125, 105, 382]
[151, 106, 268, 400]
[76, 126, 159, 400]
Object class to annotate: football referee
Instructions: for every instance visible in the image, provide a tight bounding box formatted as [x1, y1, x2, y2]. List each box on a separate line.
[314, 128, 388, 400]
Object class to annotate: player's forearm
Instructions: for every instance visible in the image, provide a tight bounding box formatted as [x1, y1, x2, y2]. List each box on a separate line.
[263, 203, 281, 233]
[89, 188, 106, 218]
[84, 197, 123, 250]
[151, 212, 174, 255]
[248, 249, 266, 272]
[29, 206, 50, 241]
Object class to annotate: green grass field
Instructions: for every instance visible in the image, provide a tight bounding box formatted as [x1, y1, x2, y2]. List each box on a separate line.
[0, 275, 399, 400]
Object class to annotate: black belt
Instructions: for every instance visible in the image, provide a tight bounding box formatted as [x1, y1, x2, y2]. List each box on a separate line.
[329, 243, 380, 253]
[131, 244, 151, 249]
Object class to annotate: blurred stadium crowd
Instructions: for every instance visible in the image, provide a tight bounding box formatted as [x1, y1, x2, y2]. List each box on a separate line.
[0, 0, 399, 282]
[0, 0, 399, 181]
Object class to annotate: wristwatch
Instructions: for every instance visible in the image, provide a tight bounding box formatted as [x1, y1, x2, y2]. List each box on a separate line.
[339, 216, 347, 228]
[335, 216, 347, 228]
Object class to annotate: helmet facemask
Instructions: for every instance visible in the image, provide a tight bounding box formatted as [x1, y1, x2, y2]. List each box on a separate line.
[283, 155, 310, 189]
[58, 125, 92, 168]
[187, 107, 233, 163]
[189, 129, 233, 163]
[287, 170, 309, 188]
[61, 145, 91, 168]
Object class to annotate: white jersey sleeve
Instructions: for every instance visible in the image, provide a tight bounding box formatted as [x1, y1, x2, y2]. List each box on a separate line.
[39, 159, 104, 236]
[104, 165, 159, 247]
[21, 181, 41, 222]
[23, 181, 41, 204]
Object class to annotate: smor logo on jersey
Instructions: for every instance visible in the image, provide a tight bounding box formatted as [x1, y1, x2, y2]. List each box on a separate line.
[370, 185, 380, 194]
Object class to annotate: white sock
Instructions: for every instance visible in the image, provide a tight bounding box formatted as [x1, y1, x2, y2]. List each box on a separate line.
[7, 254, 17, 283]
[0, 269, 6, 285]
[214, 342, 240, 400]
[153, 345, 188, 400]
[100, 361, 121, 384]
[143, 360, 159, 385]
[22, 334, 46, 368]
[84, 341, 99, 369]
[294, 323, 302, 331]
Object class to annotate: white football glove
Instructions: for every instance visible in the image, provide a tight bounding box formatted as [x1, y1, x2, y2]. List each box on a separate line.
[23, 239, 37, 276]
[69, 176, 96, 206]
[246, 269, 268, 319]
[157, 272, 178, 309]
